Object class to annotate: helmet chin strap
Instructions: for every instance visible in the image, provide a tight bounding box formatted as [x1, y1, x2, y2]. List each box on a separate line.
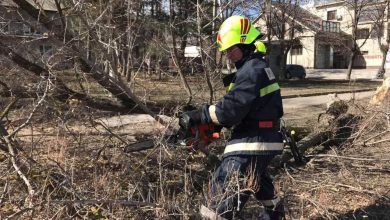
[237, 44, 255, 59]
[234, 43, 255, 68]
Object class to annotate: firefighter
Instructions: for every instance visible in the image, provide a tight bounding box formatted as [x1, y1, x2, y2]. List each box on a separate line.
[255, 40, 267, 54]
[223, 41, 266, 92]
[180, 15, 284, 220]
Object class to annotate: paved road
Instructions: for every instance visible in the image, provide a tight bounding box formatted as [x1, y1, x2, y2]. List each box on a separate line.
[283, 90, 375, 110]
[306, 69, 389, 80]
[283, 90, 376, 123]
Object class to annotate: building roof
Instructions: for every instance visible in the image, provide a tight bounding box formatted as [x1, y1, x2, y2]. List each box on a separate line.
[0, 0, 58, 11]
[272, 3, 323, 32]
[272, 3, 350, 38]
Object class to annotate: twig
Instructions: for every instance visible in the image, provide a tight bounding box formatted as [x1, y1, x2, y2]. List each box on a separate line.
[50, 199, 158, 207]
[0, 97, 18, 121]
[5, 207, 34, 220]
[336, 183, 382, 197]
[350, 113, 377, 142]
[305, 197, 336, 219]
[3, 135, 35, 207]
[307, 154, 390, 161]
[361, 129, 390, 144]
[366, 138, 390, 146]
[0, 181, 8, 205]
[93, 119, 128, 145]
[283, 163, 296, 182]
[8, 80, 49, 138]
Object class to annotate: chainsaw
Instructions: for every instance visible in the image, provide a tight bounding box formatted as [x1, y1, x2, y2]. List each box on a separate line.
[124, 117, 304, 165]
[279, 119, 305, 165]
[124, 122, 220, 156]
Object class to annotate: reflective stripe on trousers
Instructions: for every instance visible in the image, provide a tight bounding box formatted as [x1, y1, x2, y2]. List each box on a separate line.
[223, 142, 284, 155]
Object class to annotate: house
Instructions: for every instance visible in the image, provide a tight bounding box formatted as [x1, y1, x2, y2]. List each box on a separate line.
[256, 0, 390, 70]
[0, 0, 67, 68]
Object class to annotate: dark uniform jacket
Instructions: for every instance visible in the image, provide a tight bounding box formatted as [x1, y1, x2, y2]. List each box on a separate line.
[203, 52, 284, 157]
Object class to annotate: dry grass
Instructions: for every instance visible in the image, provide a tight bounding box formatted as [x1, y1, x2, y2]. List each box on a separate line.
[272, 102, 390, 220]
[0, 71, 388, 219]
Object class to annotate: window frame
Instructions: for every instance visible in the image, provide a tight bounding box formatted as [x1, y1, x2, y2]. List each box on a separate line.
[327, 10, 337, 21]
[291, 45, 303, 55]
[356, 28, 370, 39]
[0, 21, 10, 34]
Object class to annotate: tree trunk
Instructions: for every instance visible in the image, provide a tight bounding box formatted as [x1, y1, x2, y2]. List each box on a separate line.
[169, 0, 193, 105]
[346, 51, 356, 80]
[197, 0, 214, 104]
[0, 42, 132, 112]
[279, 42, 288, 80]
[157, 57, 162, 80]
[11, 0, 143, 109]
[378, 49, 387, 75]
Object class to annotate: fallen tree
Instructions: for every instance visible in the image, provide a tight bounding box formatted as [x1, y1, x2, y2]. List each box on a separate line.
[6, 0, 159, 116]
[276, 79, 390, 166]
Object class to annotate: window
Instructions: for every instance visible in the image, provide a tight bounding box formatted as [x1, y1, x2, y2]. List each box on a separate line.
[40, 45, 53, 56]
[0, 22, 9, 34]
[12, 22, 24, 35]
[371, 23, 384, 38]
[356, 28, 369, 39]
[291, 45, 303, 55]
[327, 10, 336, 20]
[23, 24, 32, 35]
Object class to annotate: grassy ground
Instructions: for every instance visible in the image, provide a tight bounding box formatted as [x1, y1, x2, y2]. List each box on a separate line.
[130, 76, 381, 108]
[1, 69, 388, 219]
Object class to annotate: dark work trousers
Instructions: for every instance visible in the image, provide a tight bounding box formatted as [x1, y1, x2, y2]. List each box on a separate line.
[209, 155, 276, 219]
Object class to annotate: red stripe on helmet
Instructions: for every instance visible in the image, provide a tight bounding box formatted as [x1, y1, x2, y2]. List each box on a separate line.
[241, 18, 247, 35]
[217, 34, 222, 43]
[243, 19, 249, 34]
[246, 20, 251, 34]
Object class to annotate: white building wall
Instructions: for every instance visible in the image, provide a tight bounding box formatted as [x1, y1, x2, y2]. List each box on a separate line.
[287, 36, 316, 68]
[357, 22, 389, 68]
[306, 1, 389, 68]
[256, 1, 390, 69]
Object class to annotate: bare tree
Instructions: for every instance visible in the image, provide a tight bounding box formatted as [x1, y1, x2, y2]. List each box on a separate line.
[344, 0, 385, 80]
[266, 0, 301, 79]
[168, 0, 196, 105]
[373, 0, 390, 78]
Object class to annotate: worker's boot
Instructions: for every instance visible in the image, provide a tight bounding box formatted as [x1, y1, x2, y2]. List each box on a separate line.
[258, 197, 285, 220]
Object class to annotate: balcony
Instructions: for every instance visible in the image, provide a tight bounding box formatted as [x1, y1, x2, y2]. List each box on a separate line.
[321, 20, 340, 33]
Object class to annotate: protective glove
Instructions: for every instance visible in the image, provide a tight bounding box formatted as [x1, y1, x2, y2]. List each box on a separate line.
[179, 109, 202, 131]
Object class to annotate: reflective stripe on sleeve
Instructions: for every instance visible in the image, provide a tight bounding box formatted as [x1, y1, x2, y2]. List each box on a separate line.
[208, 105, 220, 125]
[260, 83, 280, 97]
[224, 142, 283, 155]
[227, 83, 235, 92]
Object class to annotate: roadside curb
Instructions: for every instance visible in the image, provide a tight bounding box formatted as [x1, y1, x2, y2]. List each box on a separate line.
[282, 88, 376, 99]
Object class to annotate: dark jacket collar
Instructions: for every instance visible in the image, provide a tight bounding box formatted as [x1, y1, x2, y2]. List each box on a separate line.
[234, 52, 264, 69]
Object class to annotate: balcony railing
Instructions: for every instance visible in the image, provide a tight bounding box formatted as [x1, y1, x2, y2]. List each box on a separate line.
[321, 20, 340, 32]
[314, 0, 344, 6]
[0, 21, 44, 38]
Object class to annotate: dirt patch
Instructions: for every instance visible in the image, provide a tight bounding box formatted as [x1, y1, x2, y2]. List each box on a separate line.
[130, 77, 382, 107]
[278, 103, 390, 219]
[0, 73, 388, 219]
